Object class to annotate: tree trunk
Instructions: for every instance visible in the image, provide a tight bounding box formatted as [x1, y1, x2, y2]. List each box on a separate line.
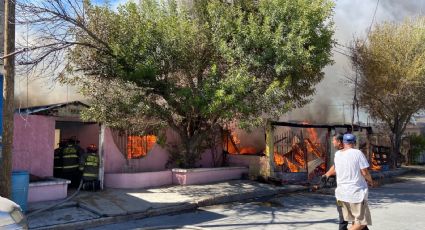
[0, 0, 15, 198]
[390, 120, 403, 169]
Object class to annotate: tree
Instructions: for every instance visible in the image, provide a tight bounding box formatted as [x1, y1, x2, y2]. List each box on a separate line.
[351, 17, 425, 168]
[18, 0, 334, 168]
[69, 0, 334, 168]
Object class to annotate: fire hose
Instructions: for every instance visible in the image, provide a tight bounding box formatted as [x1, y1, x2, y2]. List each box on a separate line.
[26, 179, 83, 218]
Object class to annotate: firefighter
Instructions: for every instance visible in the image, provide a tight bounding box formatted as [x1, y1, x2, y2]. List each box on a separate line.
[80, 144, 100, 191]
[53, 140, 67, 178]
[61, 137, 84, 187]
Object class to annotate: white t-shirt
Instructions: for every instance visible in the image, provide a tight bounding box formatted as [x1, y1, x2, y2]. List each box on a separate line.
[334, 148, 370, 203]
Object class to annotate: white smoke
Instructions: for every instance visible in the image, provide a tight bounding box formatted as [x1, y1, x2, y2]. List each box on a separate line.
[287, 0, 425, 124]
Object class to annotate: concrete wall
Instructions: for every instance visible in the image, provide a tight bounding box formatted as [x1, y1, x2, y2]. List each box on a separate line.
[104, 128, 170, 173]
[172, 167, 248, 185]
[28, 178, 70, 203]
[104, 128, 223, 173]
[105, 170, 172, 189]
[12, 114, 56, 177]
[227, 154, 269, 178]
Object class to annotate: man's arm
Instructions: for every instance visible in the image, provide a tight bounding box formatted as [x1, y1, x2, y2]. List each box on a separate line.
[361, 168, 375, 187]
[324, 165, 336, 177]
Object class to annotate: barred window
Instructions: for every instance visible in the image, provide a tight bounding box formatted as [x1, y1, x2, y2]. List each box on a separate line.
[127, 135, 157, 159]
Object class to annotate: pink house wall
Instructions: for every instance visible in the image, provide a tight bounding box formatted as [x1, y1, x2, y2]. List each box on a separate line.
[105, 170, 172, 189]
[104, 128, 223, 173]
[104, 128, 170, 173]
[12, 115, 55, 177]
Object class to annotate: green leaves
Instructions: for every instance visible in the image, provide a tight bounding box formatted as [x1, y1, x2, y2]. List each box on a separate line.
[352, 17, 425, 161]
[70, 0, 334, 167]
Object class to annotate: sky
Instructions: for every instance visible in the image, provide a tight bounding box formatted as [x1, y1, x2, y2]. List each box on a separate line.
[14, 0, 425, 123]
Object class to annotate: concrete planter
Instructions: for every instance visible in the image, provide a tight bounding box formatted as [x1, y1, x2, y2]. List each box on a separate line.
[105, 170, 172, 189]
[28, 178, 70, 203]
[172, 167, 249, 185]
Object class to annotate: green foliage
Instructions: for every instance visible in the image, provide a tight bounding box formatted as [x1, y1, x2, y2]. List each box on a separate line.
[68, 0, 334, 168]
[409, 134, 425, 164]
[352, 17, 425, 167]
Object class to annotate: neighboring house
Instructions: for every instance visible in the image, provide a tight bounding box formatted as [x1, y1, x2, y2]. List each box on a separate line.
[404, 115, 425, 164]
[405, 114, 425, 136]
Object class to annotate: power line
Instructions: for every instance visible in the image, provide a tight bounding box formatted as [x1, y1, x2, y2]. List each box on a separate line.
[366, 0, 380, 38]
[333, 48, 353, 58]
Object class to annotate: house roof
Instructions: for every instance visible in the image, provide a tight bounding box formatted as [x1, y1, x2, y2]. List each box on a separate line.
[16, 101, 90, 116]
[271, 121, 373, 133]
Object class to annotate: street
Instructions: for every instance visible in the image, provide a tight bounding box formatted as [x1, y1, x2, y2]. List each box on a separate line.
[89, 172, 425, 230]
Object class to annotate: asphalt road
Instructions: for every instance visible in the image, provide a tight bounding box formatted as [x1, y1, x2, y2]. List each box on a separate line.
[89, 172, 425, 230]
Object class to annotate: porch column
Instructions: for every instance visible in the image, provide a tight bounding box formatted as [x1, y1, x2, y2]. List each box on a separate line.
[98, 124, 105, 190]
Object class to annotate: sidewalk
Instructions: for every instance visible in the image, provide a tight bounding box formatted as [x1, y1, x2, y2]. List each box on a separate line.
[26, 167, 413, 230]
[27, 180, 307, 229]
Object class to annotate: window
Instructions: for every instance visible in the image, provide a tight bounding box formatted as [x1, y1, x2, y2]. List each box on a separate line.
[127, 135, 157, 159]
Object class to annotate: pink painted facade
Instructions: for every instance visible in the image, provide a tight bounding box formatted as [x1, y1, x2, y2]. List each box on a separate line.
[105, 170, 172, 189]
[104, 128, 223, 173]
[103, 128, 171, 173]
[12, 115, 55, 177]
[172, 167, 248, 185]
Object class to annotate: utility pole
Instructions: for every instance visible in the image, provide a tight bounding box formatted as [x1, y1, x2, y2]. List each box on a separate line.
[0, 0, 16, 198]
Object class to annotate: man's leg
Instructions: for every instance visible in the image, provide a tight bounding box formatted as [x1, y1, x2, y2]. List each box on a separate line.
[337, 203, 349, 230]
[349, 200, 371, 230]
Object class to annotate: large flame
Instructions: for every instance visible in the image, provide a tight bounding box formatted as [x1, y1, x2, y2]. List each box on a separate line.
[274, 142, 306, 172]
[127, 135, 157, 158]
[224, 131, 258, 154]
[274, 123, 326, 176]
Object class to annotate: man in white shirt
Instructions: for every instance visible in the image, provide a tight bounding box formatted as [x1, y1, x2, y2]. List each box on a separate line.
[333, 133, 374, 230]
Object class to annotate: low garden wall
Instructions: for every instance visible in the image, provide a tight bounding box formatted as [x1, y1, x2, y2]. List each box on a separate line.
[172, 167, 248, 185]
[105, 170, 172, 189]
[28, 178, 70, 203]
[104, 167, 248, 189]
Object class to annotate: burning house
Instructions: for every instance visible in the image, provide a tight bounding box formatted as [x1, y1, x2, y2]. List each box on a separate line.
[224, 121, 374, 183]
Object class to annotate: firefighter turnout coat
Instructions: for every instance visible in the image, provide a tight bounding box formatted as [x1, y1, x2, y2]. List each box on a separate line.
[80, 151, 100, 181]
[61, 144, 82, 174]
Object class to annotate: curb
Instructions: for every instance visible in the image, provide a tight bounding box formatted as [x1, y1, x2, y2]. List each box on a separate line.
[31, 186, 307, 230]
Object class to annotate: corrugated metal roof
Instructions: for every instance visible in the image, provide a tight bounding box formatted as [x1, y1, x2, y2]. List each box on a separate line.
[16, 101, 89, 115]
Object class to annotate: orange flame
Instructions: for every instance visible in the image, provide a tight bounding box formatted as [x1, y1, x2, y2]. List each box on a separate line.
[370, 152, 382, 171]
[274, 152, 284, 166]
[127, 135, 157, 158]
[274, 123, 327, 175]
[224, 131, 258, 154]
